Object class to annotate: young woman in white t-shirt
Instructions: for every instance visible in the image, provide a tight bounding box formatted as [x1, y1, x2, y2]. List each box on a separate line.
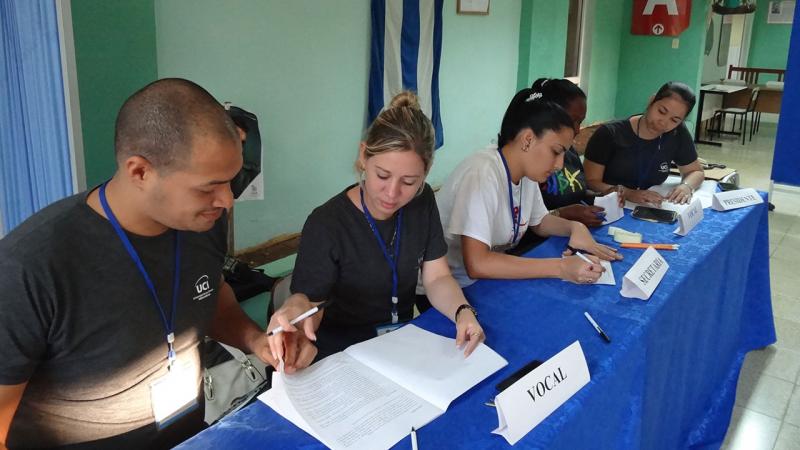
[436, 89, 623, 288]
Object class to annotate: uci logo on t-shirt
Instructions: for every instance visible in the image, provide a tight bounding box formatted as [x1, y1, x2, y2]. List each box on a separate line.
[193, 274, 214, 301]
[659, 162, 669, 173]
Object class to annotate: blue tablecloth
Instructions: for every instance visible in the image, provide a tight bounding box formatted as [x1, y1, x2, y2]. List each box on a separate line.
[178, 200, 775, 449]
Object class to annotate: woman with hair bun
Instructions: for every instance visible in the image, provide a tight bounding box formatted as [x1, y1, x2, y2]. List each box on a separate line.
[434, 88, 622, 290]
[268, 91, 484, 360]
[529, 78, 605, 227]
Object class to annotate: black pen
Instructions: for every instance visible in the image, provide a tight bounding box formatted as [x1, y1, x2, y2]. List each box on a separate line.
[584, 312, 611, 343]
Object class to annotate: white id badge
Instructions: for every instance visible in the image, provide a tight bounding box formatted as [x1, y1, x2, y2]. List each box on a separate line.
[150, 360, 199, 430]
[375, 323, 403, 336]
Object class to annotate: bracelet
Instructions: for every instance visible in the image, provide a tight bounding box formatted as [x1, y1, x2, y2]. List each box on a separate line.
[455, 304, 478, 321]
[550, 208, 561, 217]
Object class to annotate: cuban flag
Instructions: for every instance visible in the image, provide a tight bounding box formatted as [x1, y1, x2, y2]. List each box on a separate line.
[369, 0, 444, 149]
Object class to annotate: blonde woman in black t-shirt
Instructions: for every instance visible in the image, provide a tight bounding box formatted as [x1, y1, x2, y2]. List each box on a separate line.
[584, 81, 705, 206]
[267, 92, 485, 361]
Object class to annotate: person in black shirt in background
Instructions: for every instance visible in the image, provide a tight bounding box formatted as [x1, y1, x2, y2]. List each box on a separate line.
[584, 81, 704, 206]
[533, 78, 605, 227]
[267, 91, 484, 362]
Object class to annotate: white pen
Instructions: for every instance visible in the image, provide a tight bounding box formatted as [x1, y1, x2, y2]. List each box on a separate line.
[574, 251, 595, 265]
[411, 427, 418, 450]
[267, 300, 331, 336]
[584, 311, 611, 343]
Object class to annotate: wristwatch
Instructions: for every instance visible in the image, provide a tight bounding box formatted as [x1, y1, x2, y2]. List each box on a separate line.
[455, 304, 478, 321]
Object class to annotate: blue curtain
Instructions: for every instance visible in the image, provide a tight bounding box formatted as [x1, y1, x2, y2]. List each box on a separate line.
[771, 5, 800, 187]
[0, 0, 73, 235]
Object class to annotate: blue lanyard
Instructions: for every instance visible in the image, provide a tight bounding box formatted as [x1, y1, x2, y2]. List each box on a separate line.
[635, 118, 663, 189]
[497, 148, 522, 244]
[636, 141, 662, 189]
[359, 188, 403, 324]
[99, 182, 181, 368]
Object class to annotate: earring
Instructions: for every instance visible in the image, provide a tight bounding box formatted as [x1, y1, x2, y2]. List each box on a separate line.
[522, 141, 530, 152]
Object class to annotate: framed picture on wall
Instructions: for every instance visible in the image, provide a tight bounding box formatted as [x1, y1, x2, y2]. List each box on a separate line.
[457, 0, 490, 15]
[767, 1, 795, 24]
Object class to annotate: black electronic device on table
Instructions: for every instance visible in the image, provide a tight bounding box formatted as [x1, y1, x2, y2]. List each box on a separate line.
[632, 206, 678, 224]
[495, 359, 544, 392]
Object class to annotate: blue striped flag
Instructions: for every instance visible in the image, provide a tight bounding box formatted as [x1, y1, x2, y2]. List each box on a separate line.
[369, 0, 444, 149]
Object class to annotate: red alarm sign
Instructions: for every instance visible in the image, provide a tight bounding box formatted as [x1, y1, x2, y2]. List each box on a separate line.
[631, 0, 692, 36]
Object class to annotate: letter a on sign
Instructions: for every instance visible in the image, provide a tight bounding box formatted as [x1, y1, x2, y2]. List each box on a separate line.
[632, 0, 691, 36]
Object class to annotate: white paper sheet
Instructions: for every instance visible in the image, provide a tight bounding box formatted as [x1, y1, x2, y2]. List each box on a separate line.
[261, 353, 440, 450]
[624, 176, 717, 213]
[595, 260, 616, 285]
[593, 192, 623, 225]
[344, 325, 508, 411]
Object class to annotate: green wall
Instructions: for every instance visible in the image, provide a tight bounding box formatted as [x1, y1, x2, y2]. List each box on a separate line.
[71, 0, 158, 187]
[614, 0, 710, 130]
[748, 1, 791, 78]
[71, 0, 713, 249]
[585, 0, 626, 124]
[155, 0, 521, 249]
[517, 0, 569, 89]
[516, 0, 626, 124]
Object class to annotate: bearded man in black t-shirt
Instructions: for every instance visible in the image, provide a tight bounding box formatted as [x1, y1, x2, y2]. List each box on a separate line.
[0, 79, 316, 449]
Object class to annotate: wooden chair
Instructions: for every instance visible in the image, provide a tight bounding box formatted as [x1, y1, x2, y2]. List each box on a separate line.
[709, 88, 760, 145]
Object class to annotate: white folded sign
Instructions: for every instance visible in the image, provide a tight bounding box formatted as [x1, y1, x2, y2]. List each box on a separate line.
[712, 188, 762, 211]
[674, 198, 704, 236]
[492, 341, 590, 445]
[620, 247, 669, 300]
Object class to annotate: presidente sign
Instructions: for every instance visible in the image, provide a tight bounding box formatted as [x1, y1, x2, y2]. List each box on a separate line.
[631, 0, 692, 36]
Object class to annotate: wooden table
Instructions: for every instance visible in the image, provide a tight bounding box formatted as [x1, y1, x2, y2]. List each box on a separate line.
[695, 84, 747, 146]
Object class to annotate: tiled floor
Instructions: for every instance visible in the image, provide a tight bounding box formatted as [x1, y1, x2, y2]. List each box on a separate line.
[699, 121, 800, 450]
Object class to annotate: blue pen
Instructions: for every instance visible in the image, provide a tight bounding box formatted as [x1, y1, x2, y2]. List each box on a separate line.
[581, 200, 606, 219]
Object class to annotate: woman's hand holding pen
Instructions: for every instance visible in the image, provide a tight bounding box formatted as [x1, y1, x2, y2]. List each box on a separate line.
[559, 253, 604, 284]
[454, 308, 484, 357]
[266, 294, 322, 373]
[566, 226, 623, 262]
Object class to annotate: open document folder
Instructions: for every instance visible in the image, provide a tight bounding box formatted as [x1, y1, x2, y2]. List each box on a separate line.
[624, 175, 718, 213]
[259, 324, 507, 450]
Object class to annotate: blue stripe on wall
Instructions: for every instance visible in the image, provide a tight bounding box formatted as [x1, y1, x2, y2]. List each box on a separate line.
[368, 0, 386, 124]
[432, 0, 443, 149]
[401, 0, 420, 92]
